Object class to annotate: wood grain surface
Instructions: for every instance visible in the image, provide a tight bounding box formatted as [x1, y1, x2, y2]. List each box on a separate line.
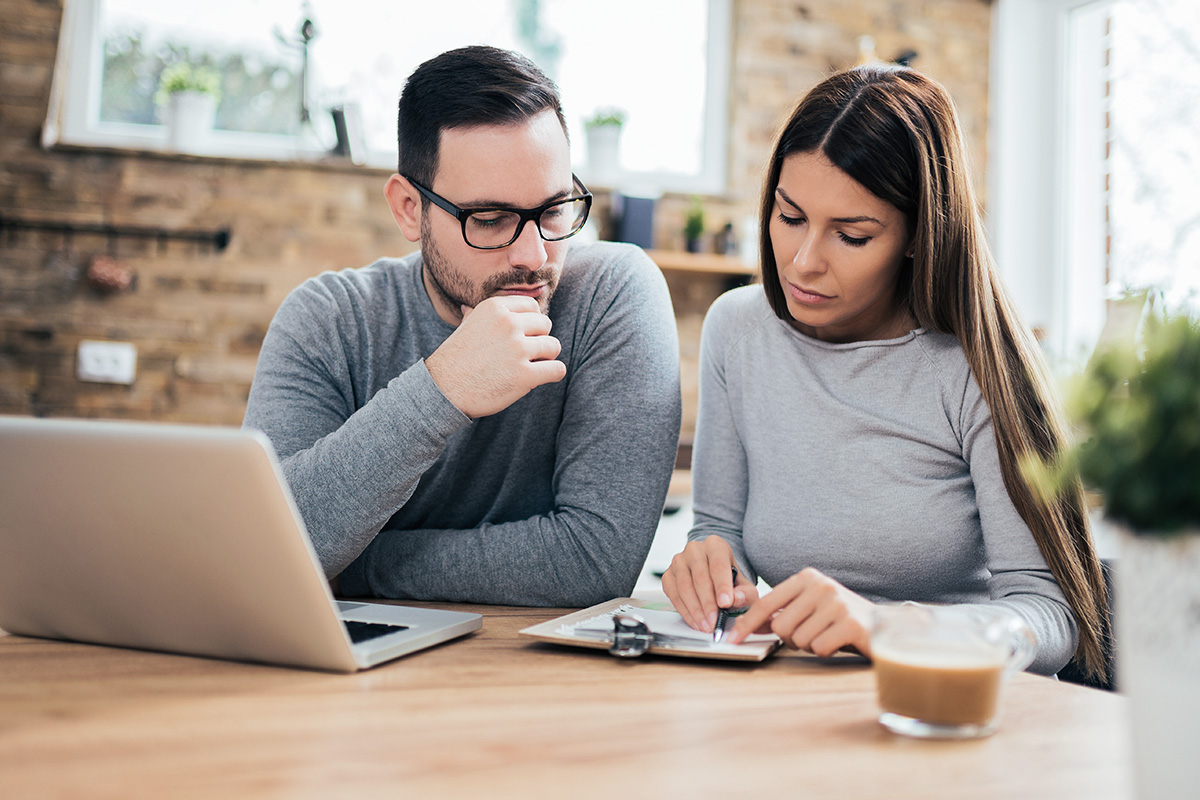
[0, 600, 1132, 799]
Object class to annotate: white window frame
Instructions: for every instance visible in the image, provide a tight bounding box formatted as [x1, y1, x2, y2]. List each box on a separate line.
[43, 0, 732, 195]
[44, 0, 307, 160]
[987, 0, 1113, 368]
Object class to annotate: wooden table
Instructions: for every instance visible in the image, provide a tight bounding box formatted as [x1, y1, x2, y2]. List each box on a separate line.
[0, 600, 1132, 799]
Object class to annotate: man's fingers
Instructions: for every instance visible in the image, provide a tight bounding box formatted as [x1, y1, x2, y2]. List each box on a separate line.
[518, 310, 554, 337]
[527, 358, 566, 386]
[526, 334, 562, 362]
[480, 294, 541, 313]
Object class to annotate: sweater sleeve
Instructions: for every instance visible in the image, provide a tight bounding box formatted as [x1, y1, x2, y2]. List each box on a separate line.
[338, 248, 683, 606]
[686, 292, 755, 580]
[243, 277, 472, 578]
[958, 378, 1079, 675]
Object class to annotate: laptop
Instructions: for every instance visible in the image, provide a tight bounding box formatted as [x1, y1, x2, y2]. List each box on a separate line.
[0, 416, 482, 672]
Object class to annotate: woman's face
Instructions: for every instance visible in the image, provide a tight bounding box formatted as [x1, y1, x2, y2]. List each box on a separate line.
[769, 151, 913, 343]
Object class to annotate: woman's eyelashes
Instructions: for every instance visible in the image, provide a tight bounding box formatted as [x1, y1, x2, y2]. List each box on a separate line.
[776, 212, 872, 247]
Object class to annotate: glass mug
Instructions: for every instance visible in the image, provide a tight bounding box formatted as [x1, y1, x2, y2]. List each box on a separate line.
[871, 603, 1036, 739]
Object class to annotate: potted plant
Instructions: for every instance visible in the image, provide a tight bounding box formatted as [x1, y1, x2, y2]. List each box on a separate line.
[584, 106, 625, 185]
[157, 62, 221, 153]
[1026, 304, 1200, 800]
[683, 197, 706, 253]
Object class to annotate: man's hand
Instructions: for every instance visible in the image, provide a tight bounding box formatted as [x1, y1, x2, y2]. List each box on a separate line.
[425, 295, 566, 418]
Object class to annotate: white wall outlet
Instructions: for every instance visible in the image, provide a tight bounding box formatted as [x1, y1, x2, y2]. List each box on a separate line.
[77, 340, 137, 384]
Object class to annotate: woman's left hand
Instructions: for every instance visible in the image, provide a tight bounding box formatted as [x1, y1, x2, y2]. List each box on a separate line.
[726, 567, 875, 657]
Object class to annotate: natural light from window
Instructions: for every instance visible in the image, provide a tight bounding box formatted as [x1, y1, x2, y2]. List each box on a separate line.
[1108, 0, 1200, 315]
[88, 0, 727, 192]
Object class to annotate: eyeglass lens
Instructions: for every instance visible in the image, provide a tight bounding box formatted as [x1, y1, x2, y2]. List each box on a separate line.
[464, 197, 589, 248]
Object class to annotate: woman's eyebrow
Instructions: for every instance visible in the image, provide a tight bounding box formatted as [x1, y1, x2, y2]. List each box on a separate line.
[775, 187, 885, 226]
[833, 214, 885, 225]
[775, 187, 802, 212]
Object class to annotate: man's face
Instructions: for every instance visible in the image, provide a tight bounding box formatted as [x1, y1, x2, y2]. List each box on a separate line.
[418, 110, 574, 325]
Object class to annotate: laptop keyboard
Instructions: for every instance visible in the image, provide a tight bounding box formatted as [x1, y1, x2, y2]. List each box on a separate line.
[344, 620, 409, 644]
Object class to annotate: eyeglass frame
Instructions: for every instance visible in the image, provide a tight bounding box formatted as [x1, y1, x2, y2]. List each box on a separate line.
[405, 174, 593, 250]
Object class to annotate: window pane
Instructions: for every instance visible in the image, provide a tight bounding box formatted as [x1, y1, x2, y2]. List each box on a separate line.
[101, 0, 304, 135]
[91, 0, 723, 190]
[1109, 0, 1200, 313]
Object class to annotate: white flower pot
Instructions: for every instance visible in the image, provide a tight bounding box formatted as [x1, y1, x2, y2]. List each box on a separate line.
[166, 91, 217, 153]
[1115, 527, 1200, 800]
[585, 125, 621, 185]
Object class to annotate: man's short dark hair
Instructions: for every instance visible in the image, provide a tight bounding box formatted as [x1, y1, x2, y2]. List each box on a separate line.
[397, 45, 567, 187]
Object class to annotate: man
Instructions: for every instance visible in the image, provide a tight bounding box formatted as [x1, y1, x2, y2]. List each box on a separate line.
[243, 46, 681, 606]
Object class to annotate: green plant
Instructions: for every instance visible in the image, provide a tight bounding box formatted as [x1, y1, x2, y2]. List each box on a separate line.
[684, 197, 706, 241]
[585, 106, 626, 129]
[1024, 310, 1200, 535]
[155, 62, 222, 104]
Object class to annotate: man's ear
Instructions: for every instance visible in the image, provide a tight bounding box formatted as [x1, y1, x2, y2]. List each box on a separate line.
[384, 174, 422, 243]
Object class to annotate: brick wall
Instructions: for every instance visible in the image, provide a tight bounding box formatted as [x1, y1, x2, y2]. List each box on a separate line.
[0, 0, 992, 431]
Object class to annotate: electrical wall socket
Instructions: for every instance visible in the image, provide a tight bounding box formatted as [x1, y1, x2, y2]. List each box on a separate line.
[77, 340, 137, 384]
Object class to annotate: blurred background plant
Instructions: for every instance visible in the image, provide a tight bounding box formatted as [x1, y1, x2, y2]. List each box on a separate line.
[584, 106, 627, 129]
[104, 30, 300, 135]
[683, 196, 705, 252]
[1024, 305, 1200, 535]
[155, 61, 222, 104]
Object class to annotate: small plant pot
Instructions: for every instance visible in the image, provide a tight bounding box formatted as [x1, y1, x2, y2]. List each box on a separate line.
[586, 125, 621, 185]
[166, 91, 217, 153]
[1115, 527, 1200, 800]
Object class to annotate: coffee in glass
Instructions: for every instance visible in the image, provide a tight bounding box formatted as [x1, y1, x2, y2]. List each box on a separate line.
[871, 604, 1036, 739]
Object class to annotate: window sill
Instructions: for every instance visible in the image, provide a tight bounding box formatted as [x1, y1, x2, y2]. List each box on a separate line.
[45, 136, 393, 175]
[645, 249, 755, 277]
[43, 118, 393, 174]
[45, 138, 394, 175]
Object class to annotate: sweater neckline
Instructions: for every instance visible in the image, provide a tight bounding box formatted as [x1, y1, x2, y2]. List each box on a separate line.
[780, 318, 927, 350]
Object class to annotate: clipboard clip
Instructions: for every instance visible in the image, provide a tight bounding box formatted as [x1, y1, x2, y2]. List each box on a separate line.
[565, 611, 716, 658]
[609, 614, 655, 657]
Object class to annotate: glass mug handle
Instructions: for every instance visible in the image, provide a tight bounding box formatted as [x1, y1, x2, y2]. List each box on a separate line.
[999, 613, 1038, 676]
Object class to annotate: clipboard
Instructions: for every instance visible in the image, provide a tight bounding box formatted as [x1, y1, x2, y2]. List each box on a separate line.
[519, 597, 783, 662]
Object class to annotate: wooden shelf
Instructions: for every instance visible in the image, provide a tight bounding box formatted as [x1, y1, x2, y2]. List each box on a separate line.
[646, 249, 756, 277]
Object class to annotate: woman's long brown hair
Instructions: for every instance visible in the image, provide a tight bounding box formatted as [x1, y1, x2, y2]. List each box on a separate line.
[758, 65, 1108, 680]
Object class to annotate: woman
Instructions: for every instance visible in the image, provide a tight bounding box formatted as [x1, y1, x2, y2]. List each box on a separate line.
[662, 65, 1107, 679]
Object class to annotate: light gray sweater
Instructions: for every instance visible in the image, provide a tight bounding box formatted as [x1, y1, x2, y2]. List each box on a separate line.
[244, 242, 682, 607]
[689, 285, 1077, 675]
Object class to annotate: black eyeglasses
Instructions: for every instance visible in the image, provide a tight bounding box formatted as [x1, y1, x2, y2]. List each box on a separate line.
[406, 174, 593, 250]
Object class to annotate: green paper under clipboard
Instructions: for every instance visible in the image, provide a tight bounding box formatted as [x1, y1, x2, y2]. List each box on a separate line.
[519, 597, 783, 662]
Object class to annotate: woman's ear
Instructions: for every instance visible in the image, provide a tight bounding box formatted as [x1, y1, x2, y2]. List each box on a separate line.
[384, 174, 422, 243]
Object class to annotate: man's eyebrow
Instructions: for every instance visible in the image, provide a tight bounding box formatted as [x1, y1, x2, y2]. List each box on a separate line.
[460, 186, 573, 210]
[775, 187, 885, 226]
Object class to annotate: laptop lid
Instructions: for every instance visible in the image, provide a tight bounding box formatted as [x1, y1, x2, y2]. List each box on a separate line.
[0, 416, 481, 672]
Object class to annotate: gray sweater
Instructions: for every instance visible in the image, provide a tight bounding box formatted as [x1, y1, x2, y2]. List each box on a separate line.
[689, 285, 1077, 675]
[244, 242, 682, 606]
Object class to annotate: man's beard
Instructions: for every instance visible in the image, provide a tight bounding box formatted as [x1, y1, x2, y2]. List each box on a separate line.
[420, 217, 560, 317]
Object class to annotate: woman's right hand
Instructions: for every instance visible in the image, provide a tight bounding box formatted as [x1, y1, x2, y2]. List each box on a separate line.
[661, 536, 760, 633]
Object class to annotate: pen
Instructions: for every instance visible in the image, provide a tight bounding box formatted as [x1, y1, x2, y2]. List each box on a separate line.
[713, 565, 740, 644]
